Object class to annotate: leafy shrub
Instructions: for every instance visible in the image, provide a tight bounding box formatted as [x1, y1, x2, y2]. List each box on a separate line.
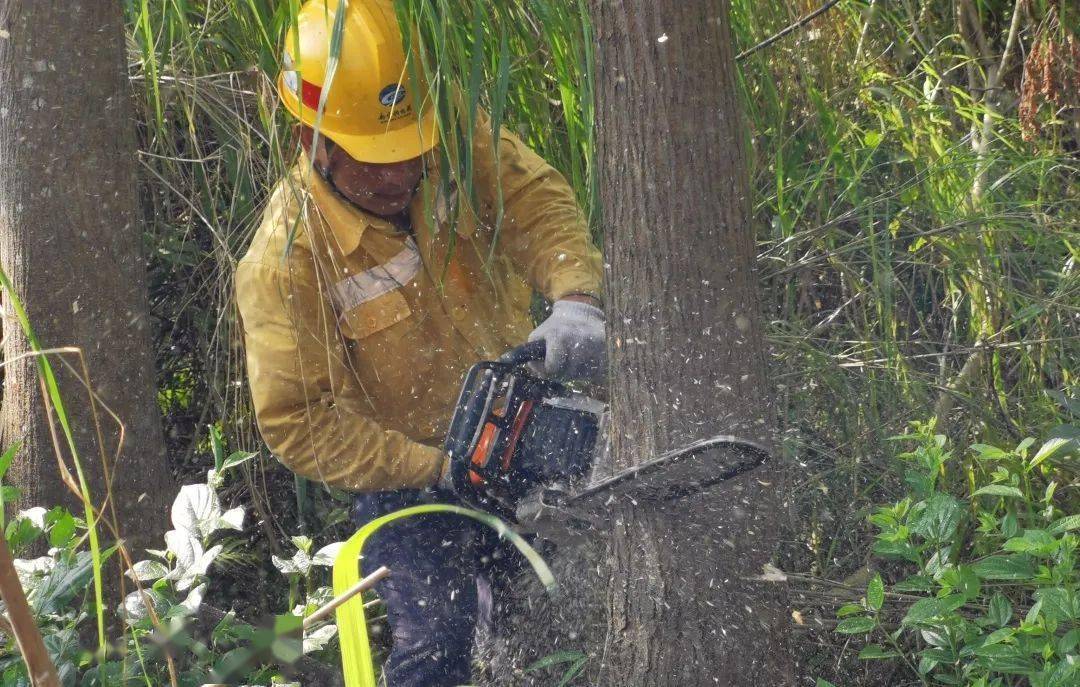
[0, 444, 341, 686]
[836, 421, 1079, 686]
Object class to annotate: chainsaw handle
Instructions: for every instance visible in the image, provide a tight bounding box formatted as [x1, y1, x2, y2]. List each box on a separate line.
[498, 340, 547, 367]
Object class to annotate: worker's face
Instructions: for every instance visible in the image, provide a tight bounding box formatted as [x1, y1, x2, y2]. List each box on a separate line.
[301, 127, 423, 217]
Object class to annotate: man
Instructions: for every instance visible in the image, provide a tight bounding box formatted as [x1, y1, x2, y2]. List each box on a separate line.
[235, 1, 604, 684]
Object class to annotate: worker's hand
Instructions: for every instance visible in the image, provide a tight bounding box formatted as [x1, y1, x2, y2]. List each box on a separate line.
[527, 299, 606, 383]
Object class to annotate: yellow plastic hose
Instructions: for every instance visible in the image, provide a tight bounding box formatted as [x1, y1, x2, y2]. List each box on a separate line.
[332, 503, 557, 687]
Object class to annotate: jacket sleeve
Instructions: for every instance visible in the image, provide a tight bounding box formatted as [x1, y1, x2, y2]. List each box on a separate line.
[236, 253, 446, 492]
[471, 111, 603, 301]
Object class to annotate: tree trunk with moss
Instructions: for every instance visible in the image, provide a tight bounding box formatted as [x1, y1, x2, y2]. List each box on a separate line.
[0, 2, 173, 555]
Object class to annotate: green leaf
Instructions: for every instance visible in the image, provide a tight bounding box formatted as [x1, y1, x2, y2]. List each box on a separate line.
[1002, 529, 1058, 556]
[986, 593, 1013, 628]
[972, 555, 1036, 580]
[1058, 628, 1080, 654]
[867, 574, 884, 611]
[973, 485, 1024, 498]
[221, 450, 256, 472]
[526, 650, 588, 672]
[0, 485, 21, 504]
[47, 511, 76, 549]
[858, 645, 900, 659]
[971, 444, 1009, 460]
[1049, 514, 1080, 535]
[1029, 437, 1074, 470]
[815, 680, 838, 687]
[835, 616, 876, 634]
[972, 643, 1037, 674]
[837, 603, 865, 618]
[872, 539, 920, 562]
[955, 565, 981, 602]
[31, 548, 115, 616]
[1001, 511, 1020, 538]
[209, 424, 226, 472]
[912, 493, 964, 542]
[1034, 587, 1076, 622]
[0, 442, 21, 481]
[902, 595, 965, 625]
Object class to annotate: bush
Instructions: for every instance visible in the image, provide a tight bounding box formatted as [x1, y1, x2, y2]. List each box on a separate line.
[836, 421, 1079, 686]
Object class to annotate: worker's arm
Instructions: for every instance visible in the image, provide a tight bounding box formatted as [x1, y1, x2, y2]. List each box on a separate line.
[236, 251, 446, 492]
[471, 110, 603, 302]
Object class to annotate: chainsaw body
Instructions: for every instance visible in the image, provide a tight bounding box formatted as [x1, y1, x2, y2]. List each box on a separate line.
[443, 341, 603, 520]
[444, 342, 772, 535]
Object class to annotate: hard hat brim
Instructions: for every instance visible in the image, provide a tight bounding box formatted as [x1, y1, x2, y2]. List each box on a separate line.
[278, 74, 441, 164]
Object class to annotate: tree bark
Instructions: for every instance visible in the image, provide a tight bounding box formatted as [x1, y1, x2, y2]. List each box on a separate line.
[591, 1, 791, 684]
[0, 2, 173, 556]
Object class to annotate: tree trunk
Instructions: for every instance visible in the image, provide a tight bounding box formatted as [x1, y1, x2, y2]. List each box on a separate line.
[0, 2, 173, 556]
[591, 1, 792, 684]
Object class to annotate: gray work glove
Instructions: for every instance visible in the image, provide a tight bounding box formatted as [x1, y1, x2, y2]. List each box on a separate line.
[527, 299, 607, 383]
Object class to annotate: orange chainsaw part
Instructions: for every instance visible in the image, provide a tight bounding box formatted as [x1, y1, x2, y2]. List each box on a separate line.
[469, 422, 499, 486]
[467, 400, 536, 487]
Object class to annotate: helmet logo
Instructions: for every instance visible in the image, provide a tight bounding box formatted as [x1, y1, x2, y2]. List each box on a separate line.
[379, 84, 407, 107]
[282, 69, 299, 95]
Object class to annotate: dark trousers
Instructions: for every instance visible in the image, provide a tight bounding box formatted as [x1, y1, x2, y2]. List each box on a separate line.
[352, 489, 516, 687]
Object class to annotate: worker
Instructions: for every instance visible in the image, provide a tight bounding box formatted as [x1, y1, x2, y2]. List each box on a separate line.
[235, 1, 604, 684]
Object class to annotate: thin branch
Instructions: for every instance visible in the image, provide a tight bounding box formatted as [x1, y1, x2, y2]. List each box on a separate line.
[0, 535, 60, 686]
[736, 0, 845, 62]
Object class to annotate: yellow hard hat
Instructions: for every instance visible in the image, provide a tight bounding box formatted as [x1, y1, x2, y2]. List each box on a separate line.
[278, 0, 439, 163]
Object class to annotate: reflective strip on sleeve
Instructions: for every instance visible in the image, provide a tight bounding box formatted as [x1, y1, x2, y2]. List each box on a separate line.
[330, 238, 422, 312]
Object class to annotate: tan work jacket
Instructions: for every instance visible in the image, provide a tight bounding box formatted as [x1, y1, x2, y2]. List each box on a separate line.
[236, 120, 602, 492]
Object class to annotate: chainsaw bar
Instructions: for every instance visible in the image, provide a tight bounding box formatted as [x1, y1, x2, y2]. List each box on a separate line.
[516, 435, 771, 540]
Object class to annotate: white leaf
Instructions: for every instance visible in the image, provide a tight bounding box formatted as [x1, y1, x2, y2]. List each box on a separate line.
[303, 624, 338, 653]
[218, 507, 245, 532]
[127, 560, 169, 582]
[272, 554, 300, 574]
[308, 586, 335, 608]
[272, 549, 312, 576]
[180, 583, 207, 614]
[165, 529, 203, 572]
[171, 484, 221, 538]
[13, 556, 54, 588]
[122, 590, 149, 624]
[174, 544, 223, 591]
[17, 507, 48, 529]
[312, 542, 344, 567]
[121, 589, 165, 626]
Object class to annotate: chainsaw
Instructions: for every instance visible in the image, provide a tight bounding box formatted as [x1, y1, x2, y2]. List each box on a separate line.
[443, 341, 772, 537]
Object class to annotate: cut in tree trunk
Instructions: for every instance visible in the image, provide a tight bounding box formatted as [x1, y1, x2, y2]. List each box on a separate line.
[0, 3, 173, 556]
[590, 1, 792, 684]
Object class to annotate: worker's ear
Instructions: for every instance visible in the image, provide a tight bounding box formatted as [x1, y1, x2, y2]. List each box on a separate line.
[295, 125, 332, 169]
[296, 124, 315, 154]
